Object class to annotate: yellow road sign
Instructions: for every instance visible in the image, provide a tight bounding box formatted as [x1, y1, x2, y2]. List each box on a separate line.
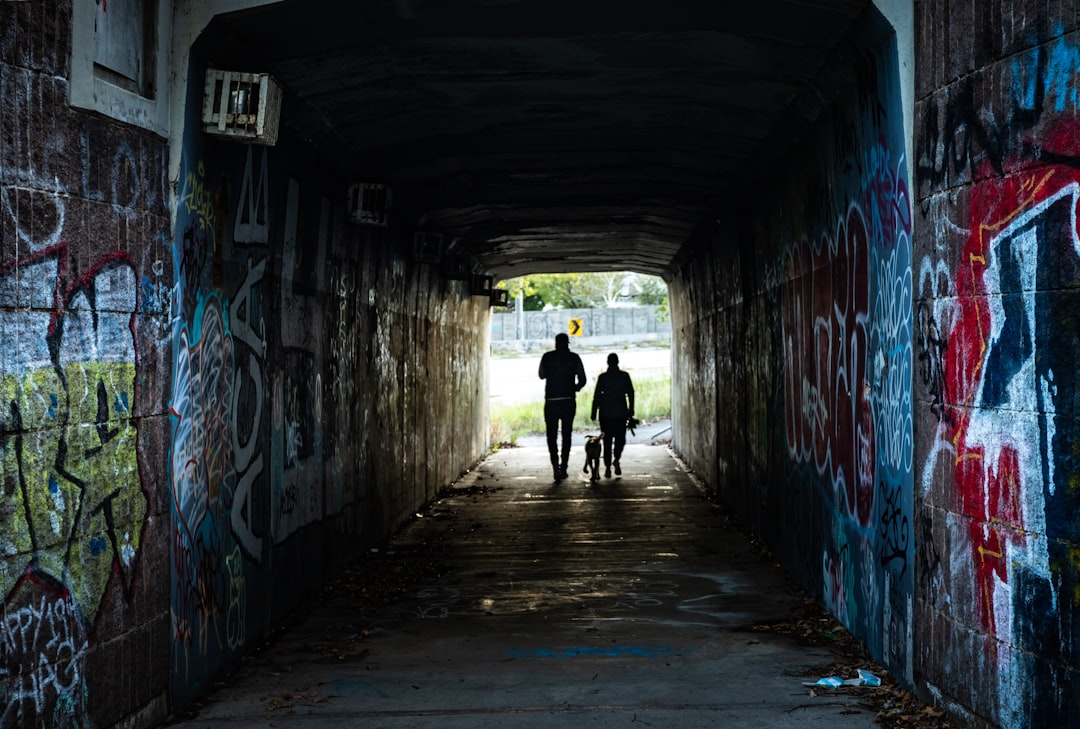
[569, 318, 583, 336]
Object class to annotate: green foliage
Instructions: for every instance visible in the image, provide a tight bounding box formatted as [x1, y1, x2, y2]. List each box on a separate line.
[490, 374, 671, 446]
[636, 276, 669, 321]
[496, 272, 668, 311]
[635, 276, 667, 306]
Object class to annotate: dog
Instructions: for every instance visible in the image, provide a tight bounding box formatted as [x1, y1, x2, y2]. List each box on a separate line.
[583, 433, 604, 482]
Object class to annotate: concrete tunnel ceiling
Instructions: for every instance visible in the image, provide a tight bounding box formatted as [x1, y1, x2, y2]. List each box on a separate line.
[206, 0, 872, 281]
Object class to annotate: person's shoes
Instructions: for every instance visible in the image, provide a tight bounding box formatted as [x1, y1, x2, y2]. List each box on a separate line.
[613, 459, 621, 476]
[558, 464, 569, 480]
[604, 467, 612, 479]
[553, 465, 562, 481]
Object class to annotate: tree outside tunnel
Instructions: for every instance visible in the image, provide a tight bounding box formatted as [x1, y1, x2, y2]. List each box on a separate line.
[496, 272, 668, 315]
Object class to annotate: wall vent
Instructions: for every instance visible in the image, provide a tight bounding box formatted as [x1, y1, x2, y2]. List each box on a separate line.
[470, 274, 493, 297]
[202, 69, 283, 145]
[348, 183, 391, 226]
[490, 289, 510, 307]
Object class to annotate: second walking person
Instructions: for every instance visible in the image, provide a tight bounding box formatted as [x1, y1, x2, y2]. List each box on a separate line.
[591, 352, 635, 478]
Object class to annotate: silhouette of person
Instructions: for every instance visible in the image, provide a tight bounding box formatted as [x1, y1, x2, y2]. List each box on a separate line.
[591, 352, 635, 478]
[539, 332, 587, 481]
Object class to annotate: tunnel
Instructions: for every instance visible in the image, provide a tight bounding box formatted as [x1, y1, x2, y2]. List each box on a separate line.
[7, 0, 1080, 727]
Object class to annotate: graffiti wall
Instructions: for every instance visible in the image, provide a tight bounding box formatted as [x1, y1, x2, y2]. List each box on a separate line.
[165, 44, 491, 710]
[669, 6, 914, 683]
[2, 2, 491, 726]
[1, 1, 173, 726]
[915, 5, 1080, 726]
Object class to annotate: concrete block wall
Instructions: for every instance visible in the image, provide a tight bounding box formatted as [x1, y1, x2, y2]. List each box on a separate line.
[1, 1, 174, 726]
[668, 2, 916, 698]
[913, 1, 1080, 726]
[0, 1, 492, 726]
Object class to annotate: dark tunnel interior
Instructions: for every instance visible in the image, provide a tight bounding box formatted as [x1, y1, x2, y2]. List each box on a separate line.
[199, 0, 871, 280]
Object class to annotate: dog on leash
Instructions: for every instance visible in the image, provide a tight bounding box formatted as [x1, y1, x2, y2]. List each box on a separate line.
[583, 433, 604, 482]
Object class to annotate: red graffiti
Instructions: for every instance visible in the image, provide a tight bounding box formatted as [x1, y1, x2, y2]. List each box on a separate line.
[782, 206, 874, 525]
[947, 164, 1077, 634]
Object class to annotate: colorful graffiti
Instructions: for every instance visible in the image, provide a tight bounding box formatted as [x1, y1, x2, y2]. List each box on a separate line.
[168, 147, 350, 705]
[170, 158, 269, 687]
[781, 203, 874, 526]
[0, 244, 147, 726]
[779, 135, 913, 675]
[915, 27, 1080, 726]
[925, 166, 1080, 725]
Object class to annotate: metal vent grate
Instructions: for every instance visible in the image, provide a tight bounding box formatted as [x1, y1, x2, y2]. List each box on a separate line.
[347, 183, 391, 226]
[202, 69, 283, 145]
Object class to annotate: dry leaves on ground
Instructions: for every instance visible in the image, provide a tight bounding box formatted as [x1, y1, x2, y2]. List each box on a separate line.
[747, 597, 959, 729]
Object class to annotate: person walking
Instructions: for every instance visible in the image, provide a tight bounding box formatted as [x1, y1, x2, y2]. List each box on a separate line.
[539, 333, 587, 481]
[591, 352, 635, 478]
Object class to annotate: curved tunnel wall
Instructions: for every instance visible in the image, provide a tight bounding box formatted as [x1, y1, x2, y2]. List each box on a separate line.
[669, 4, 916, 691]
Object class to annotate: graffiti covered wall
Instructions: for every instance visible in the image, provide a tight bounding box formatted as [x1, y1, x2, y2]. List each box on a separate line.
[915, 4, 1080, 726]
[1, 2, 492, 725]
[669, 7, 914, 683]
[1, 1, 173, 726]
[166, 44, 491, 710]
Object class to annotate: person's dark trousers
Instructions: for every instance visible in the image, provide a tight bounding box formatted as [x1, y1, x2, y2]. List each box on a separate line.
[545, 399, 576, 475]
[599, 416, 627, 467]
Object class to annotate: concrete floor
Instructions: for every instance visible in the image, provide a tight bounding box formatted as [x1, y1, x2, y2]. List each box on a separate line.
[166, 444, 884, 728]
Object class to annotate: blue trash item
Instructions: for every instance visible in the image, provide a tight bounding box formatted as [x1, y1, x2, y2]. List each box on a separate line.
[856, 669, 881, 687]
[803, 669, 881, 689]
[804, 676, 844, 688]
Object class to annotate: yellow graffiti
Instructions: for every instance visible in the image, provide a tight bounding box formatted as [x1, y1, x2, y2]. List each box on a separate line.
[0, 366, 64, 598]
[180, 160, 216, 236]
[1069, 546, 1080, 606]
[0, 361, 146, 627]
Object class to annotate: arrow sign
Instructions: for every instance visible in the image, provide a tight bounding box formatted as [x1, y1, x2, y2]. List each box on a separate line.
[569, 318, 583, 336]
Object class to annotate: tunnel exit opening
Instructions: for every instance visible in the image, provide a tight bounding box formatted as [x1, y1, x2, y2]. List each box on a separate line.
[487, 272, 672, 451]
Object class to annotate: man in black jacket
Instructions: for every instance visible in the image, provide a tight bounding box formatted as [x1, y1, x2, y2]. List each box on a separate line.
[591, 352, 635, 478]
[538, 333, 587, 481]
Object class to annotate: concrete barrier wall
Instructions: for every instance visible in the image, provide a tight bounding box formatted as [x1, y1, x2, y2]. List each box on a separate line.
[0, 3, 491, 726]
[491, 306, 669, 341]
[912, 3, 1080, 726]
[668, 3, 916, 703]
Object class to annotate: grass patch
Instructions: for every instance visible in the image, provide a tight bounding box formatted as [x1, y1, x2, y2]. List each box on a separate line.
[490, 375, 671, 446]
